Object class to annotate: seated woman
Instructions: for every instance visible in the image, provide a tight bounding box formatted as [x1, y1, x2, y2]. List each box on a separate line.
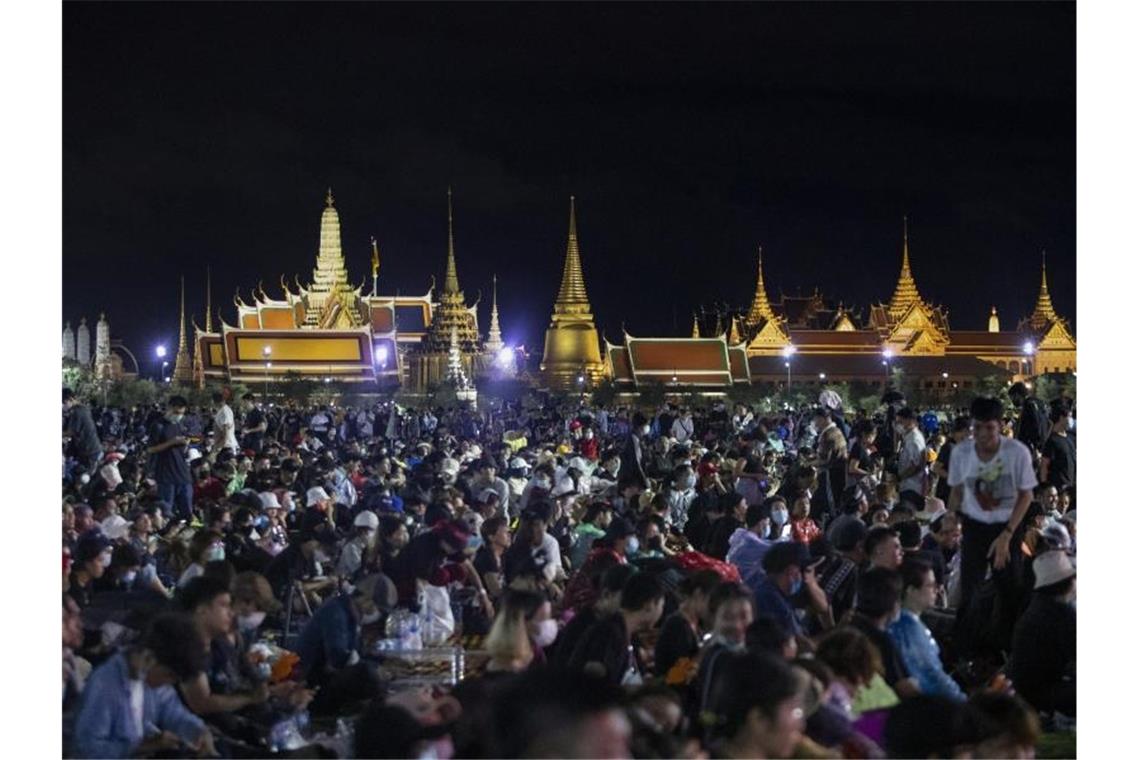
[483, 589, 556, 673]
[789, 491, 822, 545]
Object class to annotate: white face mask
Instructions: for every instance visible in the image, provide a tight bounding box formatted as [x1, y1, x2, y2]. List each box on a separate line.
[204, 545, 226, 563]
[121, 571, 137, 587]
[534, 476, 552, 491]
[770, 509, 789, 526]
[585, 431, 594, 440]
[531, 618, 558, 648]
[238, 611, 266, 632]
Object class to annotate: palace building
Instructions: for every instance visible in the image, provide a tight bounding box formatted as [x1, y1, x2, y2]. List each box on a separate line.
[539, 215, 1075, 392]
[192, 189, 505, 391]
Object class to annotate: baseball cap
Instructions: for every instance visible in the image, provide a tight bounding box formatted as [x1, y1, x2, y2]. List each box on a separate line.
[832, 519, 869, 552]
[306, 487, 330, 508]
[258, 492, 283, 511]
[1033, 550, 1076, 589]
[354, 510, 380, 530]
[73, 531, 112, 564]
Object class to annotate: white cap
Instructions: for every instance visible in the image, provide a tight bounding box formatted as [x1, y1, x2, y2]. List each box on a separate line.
[306, 486, 330, 507]
[567, 457, 591, 474]
[188, 449, 203, 463]
[440, 457, 460, 476]
[354, 510, 380, 530]
[509, 457, 529, 471]
[101, 515, 130, 541]
[1033, 549, 1076, 589]
[258, 492, 282, 511]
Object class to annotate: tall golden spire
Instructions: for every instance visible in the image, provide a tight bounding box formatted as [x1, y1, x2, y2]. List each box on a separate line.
[887, 215, 922, 320]
[541, 195, 603, 389]
[553, 195, 591, 311]
[444, 187, 460, 294]
[728, 315, 742, 345]
[691, 313, 701, 338]
[745, 245, 776, 325]
[305, 187, 353, 326]
[173, 276, 193, 384]
[204, 266, 212, 333]
[1033, 250, 1059, 321]
[988, 306, 1000, 333]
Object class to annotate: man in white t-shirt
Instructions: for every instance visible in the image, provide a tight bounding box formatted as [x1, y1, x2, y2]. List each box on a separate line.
[948, 396, 1037, 638]
[211, 393, 239, 454]
[896, 408, 928, 495]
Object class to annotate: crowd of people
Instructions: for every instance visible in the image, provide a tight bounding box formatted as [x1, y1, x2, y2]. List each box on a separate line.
[60, 380, 1076, 758]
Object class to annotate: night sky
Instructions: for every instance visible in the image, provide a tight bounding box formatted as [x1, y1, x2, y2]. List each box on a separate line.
[63, 3, 1075, 367]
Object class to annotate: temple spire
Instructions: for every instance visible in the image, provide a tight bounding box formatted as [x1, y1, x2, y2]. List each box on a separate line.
[989, 306, 1000, 333]
[887, 215, 922, 320]
[485, 274, 505, 354]
[371, 237, 380, 296]
[172, 276, 193, 384]
[553, 196, 591, 309]
[745, 245, 776, 325]
[326, 187, 334, 207]
[728, 315, 742, 345]
[444, 187, 460, 294]
[691, 313, 700, 338]
[1034, 250, 1058, 317]
[204, 266, 212, 333]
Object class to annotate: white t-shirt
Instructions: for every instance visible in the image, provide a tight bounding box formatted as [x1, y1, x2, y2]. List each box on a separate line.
[948, 437, 1037, 524]
[214, 404, 239, 452]
[898, 427, 927, 494]
[129, 678, 145, 739]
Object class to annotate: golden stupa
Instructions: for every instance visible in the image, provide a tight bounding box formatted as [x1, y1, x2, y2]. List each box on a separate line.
[540, 196, 604, 389]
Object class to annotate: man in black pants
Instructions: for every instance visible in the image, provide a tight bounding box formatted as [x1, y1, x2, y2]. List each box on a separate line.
[947, 397, 1037, 656]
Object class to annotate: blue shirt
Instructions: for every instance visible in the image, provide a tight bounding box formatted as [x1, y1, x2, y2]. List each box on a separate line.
[295, 595, 360, 681]
[72, 652, 205, 759]
[726, 529, 773, 590]
[753, 576, 803, 637]
[887, 610, 966, 702]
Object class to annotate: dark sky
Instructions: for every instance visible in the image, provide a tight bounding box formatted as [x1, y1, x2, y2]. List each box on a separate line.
[63, 2, 1075, 365]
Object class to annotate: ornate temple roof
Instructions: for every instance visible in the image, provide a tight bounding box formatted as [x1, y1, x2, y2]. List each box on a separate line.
[744, 246, 776, 326]
[418, 188, 481, 353]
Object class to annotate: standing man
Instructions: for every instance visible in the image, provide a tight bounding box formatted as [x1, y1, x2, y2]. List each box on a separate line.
[239, 394, 267, 453]
[1039, 398, 1076, 491]
[1007, 382, 1050, 455]
[210, 392, 238, 456]
[811, 407, 848, 512]
[948, 396, 1037, 647]
[895, 408, 928, 496]
[147, 396, 193, 521]
[64, 388, 103, 483]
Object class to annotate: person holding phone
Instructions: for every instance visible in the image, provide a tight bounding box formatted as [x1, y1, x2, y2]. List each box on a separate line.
[147, 396, 193, 521]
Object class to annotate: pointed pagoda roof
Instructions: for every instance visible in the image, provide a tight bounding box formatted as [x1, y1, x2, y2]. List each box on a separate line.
[745, 246, 776, 324]
[887, 216, 923, 321]
[204, 266, 213, 333]
[1032, 251, 1059, 322]
[691, 313, 701, 338]
[485, 274, 505, 353]
[444, 187, 460, 294]
[553, 196, 592, 309]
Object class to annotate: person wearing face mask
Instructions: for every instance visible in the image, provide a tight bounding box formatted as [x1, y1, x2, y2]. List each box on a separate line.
[337, 509, 379, 580]
[1007, 550, 1076, 718]
[578, 425, 600, 461]
[666, 464, 698, 531]
[146, 396, 193, 521]
[263, 509, 340, 607]
[484, 589, 557, 673]
[72, 613, 216, 759]
[693, 582, 756, 716]
[752, 542, 833, 643]
[177, 529, 226, 588]
[768, 495, 791, 540]
[295, 573, 396, 714]
[69, 531, 113, 609]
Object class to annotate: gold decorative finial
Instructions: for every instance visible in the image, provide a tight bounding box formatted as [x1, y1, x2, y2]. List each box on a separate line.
[691, 313, 700, 338]
[205, 266, 213, 333]
[371, 236, 380, 279]
[326, 187, 334, 207]
[554, 195, 590, 309]
[444, 187, 460, 294]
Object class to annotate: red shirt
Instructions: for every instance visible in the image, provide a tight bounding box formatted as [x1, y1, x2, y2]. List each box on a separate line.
[791, 518, 822, 545]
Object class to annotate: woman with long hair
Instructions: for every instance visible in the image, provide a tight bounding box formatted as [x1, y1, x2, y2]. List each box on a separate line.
[484, 589, 556, 673]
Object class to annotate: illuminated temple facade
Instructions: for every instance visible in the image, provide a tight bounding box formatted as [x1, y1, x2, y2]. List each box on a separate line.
[539, 216, 1075, 391]
[193, 190, 496, 390]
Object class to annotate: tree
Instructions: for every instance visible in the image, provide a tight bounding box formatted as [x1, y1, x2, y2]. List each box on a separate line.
[637, 381, 667, 409]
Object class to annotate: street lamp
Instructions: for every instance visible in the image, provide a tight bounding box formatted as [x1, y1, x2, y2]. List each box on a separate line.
[818, 372, 826, 381]
[882, 348, 893, 381]
[154, 345, 167, 381]
[262, 345, 272, 400]
[782, 345, 796, 395]
[1021, 341, 1035, 376]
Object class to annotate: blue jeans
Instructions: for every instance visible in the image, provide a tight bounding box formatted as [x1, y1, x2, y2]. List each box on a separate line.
[156, 482, 194, 521]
